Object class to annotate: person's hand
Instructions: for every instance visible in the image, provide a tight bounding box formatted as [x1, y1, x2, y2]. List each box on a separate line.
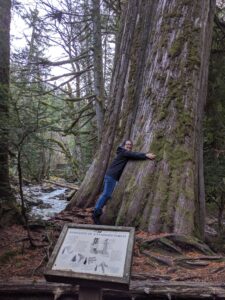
[146, 153, 156, 160]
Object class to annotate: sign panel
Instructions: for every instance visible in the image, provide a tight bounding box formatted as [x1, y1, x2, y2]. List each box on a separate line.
[52, 228, 130, 277]
[45, 224, 135, 289]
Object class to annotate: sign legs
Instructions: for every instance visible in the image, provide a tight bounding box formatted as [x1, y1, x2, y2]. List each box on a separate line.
[79, 286, 102, 300]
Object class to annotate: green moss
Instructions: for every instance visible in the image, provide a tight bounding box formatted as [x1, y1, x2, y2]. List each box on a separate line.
[167, 78, 184, 102]
[135, 135, 143, 147]
[142, 173, 155, 189]
[166, 144, 192, 168]
[0, 250, 18, 265]
[146, 58, 151, 68]
[169, 36, 185, 58]
[116, 176, 137, 225]
[150, 133, 165, 162]
[164, 12, 183, 19]
[161, 24, 170, 33]
[124, 176, 136, 193]
[118, 0, 202, 233]
[158, 35, 168, 49]
[148, 130, 195, 232]
[107, 207, 116, 222]
[182, 0, 192, 5]
[158, 110, 167, 121]
[156, 73, 167, 83]
[167, 171, 180, 207]
[151, 129, 192, 166]
[116, 214, 125, 225]
[176, 112, 193, 140]
[156, 174, 169, 203]
[128, 85, 135, 99]
[15, 261, 23, 268]
[140, 242, 151, 252]
[145, 87, 152, 98]
[187, 47, 201, 68]
[184, 186, 195, 201]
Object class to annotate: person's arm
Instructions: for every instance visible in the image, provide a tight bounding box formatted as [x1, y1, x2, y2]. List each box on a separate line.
[122, 150, 156, 160]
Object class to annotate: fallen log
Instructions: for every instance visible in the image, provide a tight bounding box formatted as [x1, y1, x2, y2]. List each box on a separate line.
[66, 190, 76, 201]
[43, 180, 79, 191]
[1, 279, 225, 299]
[131, 280, 225, 299]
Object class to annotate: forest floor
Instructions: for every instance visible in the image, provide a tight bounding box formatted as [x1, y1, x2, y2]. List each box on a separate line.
[1, 205, 225, 284]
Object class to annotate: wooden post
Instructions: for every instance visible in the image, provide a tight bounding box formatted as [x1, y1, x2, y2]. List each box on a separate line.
[79, 286, 102, 300]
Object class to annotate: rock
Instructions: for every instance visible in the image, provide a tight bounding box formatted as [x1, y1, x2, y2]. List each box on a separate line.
[205, 224, 217, 237]
[39, 203, 52, 209]
[66, 190, 76, 201]
[57, 193, 65, 200]
[52, 193, 65, 200]
[41, 185, 55, 193]
[27, 199, 44, 207]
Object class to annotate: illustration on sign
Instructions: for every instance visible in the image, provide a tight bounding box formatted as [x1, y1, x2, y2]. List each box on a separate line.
[52, 228, 130, 278]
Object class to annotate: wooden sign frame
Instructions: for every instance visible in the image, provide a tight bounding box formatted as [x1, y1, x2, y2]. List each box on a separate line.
[44, 224, 135, 290]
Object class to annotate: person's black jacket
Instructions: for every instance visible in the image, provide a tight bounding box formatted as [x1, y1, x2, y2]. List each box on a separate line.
[105, 146, 147, 181]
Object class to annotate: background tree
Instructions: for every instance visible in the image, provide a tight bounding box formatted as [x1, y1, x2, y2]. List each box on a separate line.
[92, 0, 105, 141]
[69, 0, 215, 238]
[9, 0, 119, 183]
[0, 0, 21, 226]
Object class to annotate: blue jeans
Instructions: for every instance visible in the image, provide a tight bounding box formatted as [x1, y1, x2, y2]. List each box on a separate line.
[94, 175, 117, 216]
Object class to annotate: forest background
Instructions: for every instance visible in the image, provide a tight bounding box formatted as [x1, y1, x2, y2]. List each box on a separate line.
[0, 0, 225, 240]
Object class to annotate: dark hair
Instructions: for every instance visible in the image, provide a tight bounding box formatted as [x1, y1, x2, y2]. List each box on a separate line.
[122, 140, 133, 147]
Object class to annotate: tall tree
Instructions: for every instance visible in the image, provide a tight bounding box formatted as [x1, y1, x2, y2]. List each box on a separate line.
[92, 0, 105, 141]
[68, 0, 215, 238]
[0, 0, 20, 226]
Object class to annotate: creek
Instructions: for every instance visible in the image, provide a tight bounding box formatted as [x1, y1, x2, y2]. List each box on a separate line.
[23, 184, 69, 220]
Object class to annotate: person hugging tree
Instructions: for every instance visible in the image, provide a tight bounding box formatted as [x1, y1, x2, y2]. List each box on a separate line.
[93, 140, 156, 224]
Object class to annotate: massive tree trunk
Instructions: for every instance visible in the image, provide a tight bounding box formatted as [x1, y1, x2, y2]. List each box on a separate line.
[0, 0, 21, 226]
[68, 0, 215, 238]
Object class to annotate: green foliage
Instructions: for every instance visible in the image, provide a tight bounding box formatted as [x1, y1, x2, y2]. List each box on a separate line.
[9, 0, 119, 183]
[9, 5, 98, 182]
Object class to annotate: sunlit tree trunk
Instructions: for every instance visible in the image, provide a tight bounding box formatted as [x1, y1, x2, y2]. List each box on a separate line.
[0, 0, 21, 226]
[68, 0, 215, 238]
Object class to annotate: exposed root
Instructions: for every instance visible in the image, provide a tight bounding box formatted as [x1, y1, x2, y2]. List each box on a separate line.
[138, 234, 215, 255]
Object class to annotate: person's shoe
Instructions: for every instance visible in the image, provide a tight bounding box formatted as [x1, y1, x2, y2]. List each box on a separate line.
[92, 213, 101, 225]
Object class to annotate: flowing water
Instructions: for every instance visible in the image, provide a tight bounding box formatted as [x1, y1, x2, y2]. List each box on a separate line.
[24, 185, 68, 220]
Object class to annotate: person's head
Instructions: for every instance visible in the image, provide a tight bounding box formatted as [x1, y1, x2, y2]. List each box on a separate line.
[122, 140, 133, 151]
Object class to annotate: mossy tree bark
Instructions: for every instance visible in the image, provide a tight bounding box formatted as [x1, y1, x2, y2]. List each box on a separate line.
[68, 0, 215, 238]
[0, 0, 21, 226]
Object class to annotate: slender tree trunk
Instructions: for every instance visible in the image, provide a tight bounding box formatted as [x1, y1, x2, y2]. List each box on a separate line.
[0, 0, 21, 226]
[68, 0, 215, 238]
[92, 0, 105, 141]
[73, 61, 84, 178]
[17, 150, 35, 247]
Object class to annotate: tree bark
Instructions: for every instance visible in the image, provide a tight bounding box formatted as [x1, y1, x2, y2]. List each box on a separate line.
[68, 0, 215, 238]
[92, 0, 105, 141]
[67, 0, 138, 210]
[0, 0, 21, 226]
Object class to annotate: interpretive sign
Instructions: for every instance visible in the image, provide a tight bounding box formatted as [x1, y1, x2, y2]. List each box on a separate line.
[45, 224, 135, 290]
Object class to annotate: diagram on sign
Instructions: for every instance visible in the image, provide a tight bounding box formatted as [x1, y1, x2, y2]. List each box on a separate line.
[52, 228, 129, 277]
